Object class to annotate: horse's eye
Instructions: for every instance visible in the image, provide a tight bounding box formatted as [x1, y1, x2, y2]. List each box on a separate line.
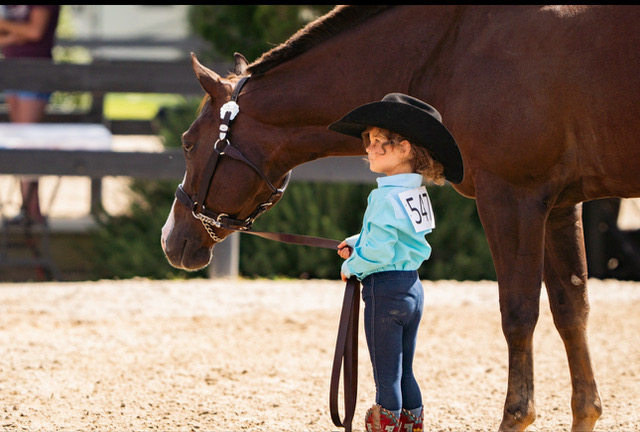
[181, 133, 195, 152]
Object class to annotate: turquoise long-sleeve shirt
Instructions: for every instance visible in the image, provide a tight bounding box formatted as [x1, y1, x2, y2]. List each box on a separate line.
[341, 173, 433, 280]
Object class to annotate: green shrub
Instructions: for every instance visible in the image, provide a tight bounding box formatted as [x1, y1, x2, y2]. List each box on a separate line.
[239, 181, 371, 279]
[90, 178, 208, 280]
[419, 186, 495, 281]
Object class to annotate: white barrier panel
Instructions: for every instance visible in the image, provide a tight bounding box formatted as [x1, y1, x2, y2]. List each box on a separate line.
[0, 123, 112, 150]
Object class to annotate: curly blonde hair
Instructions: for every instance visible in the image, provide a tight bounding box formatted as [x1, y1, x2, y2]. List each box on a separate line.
[362, 127, 446, 185]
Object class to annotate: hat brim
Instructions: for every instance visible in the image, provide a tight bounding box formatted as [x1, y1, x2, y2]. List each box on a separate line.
[328, 101, 464, 184]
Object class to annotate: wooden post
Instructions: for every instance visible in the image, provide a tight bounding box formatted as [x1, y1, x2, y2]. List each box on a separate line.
[208, 232, 239, 278]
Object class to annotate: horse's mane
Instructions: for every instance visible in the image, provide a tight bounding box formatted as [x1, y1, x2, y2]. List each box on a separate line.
[246, 5, 393, 77]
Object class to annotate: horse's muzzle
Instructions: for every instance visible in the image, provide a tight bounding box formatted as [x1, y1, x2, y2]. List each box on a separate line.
[161, 208, 214, 271]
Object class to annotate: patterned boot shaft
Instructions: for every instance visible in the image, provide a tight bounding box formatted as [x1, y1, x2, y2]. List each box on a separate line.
[399, 407, 423, 432]
[364, 404, 400, 432]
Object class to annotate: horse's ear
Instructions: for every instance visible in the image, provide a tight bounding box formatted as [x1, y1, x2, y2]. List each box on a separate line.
[190, 52, 231, 97]
[233, 52, 249, 76]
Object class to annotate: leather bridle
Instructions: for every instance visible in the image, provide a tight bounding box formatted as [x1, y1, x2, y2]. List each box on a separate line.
[174, 76, 291, 242]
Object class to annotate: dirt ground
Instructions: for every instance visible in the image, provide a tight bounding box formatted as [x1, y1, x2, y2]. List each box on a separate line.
[0, 277, 638, 432]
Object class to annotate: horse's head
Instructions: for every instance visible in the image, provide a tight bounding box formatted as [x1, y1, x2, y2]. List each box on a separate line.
[161, 53, 290, 271]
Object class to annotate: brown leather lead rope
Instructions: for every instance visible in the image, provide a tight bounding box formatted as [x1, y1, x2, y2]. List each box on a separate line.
[244, 230, 341, 250]
[241, 231, 359, 431]
[329, 276, 360, 432]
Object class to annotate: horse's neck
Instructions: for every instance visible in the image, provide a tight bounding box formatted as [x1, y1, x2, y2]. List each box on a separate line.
[241, 72, 368, 166]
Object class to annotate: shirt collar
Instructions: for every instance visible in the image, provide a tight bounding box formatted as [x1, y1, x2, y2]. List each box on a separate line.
[376, 173, 423, 188]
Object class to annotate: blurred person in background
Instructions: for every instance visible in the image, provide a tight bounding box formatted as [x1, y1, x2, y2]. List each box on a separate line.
[0, 5, 60, 224]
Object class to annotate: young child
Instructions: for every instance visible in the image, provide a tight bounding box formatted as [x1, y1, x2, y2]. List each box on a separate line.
[328, 93, 463, 432]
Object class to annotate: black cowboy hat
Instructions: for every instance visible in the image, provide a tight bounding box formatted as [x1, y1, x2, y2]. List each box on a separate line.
[328, 93, 464, 184]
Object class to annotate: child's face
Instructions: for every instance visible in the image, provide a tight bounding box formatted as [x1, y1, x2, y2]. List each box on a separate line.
[364, 127, 412, 176]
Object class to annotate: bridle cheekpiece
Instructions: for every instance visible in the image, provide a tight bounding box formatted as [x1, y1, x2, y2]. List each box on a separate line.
[174, 76, 291, 243]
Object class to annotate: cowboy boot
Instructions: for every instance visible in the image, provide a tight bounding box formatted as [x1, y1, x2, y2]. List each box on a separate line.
[399, 407, 423, 432]
[364, 404, 400, 432]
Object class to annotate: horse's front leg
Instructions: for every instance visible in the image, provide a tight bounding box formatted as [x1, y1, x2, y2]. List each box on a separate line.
[543, 204, 602, 432]
[475, 178, 548, 432]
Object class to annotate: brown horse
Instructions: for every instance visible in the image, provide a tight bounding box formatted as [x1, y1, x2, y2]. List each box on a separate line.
[161, 5, 640, 431]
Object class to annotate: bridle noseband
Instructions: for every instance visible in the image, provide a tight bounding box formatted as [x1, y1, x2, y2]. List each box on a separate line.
[174, 76, 291, 242]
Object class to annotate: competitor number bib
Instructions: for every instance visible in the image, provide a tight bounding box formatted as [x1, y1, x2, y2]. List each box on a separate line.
[398, 186, 435, 233]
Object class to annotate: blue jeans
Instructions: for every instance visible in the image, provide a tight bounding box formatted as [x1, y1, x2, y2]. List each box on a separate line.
[4, 90, 51, 101]
[361, 270, 424, 412]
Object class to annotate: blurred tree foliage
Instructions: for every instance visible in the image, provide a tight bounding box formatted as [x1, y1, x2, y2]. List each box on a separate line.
[188, 5, 334, 62]
[92, 5, 496, 281]
[90, 179, 202, 280]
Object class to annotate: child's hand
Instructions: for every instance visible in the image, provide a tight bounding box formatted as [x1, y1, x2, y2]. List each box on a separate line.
[341, 271, 349, 282]
[337, 241, 352, 260]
